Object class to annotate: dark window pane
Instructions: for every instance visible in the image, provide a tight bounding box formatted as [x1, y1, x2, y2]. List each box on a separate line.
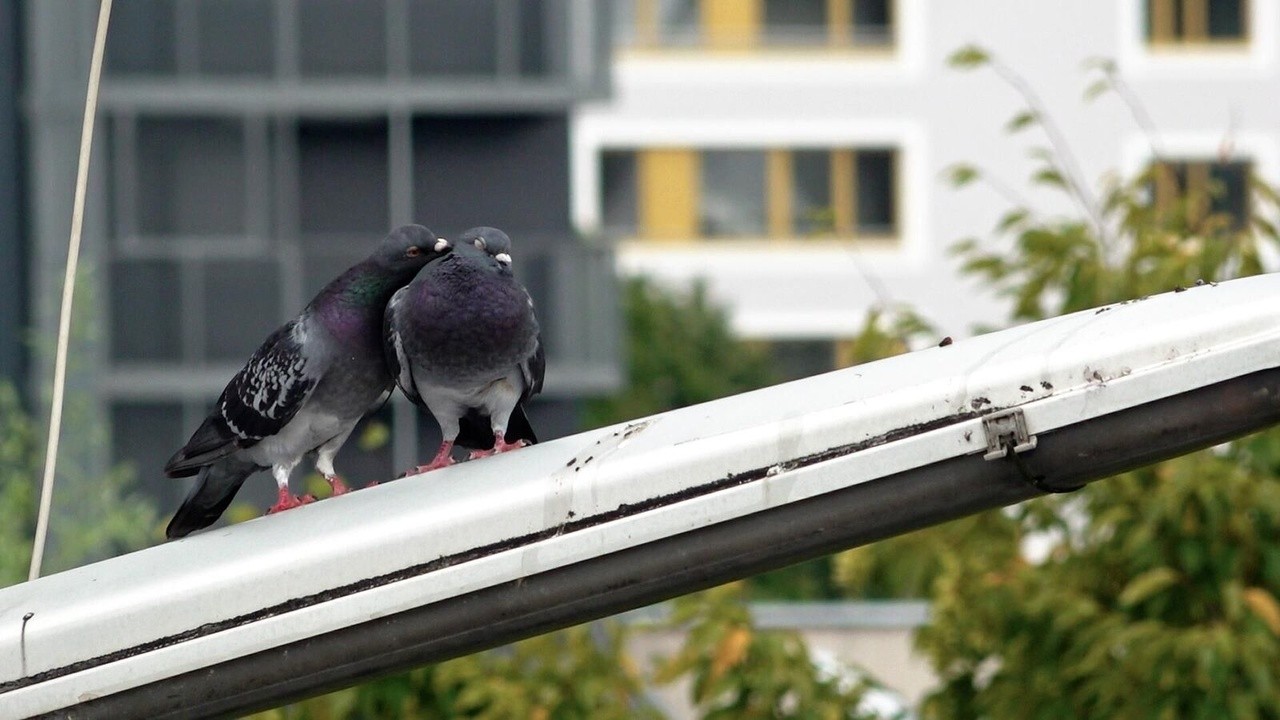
[136, 118, 247, 236]
[1208, 0, 1245, 39]
[519, 0, 548, 76]
[196, 0, 274, 76]
[111, 402, 185, 507]
[304, 253, 363, 300]
[769, 340, 836, 381]
[792, 150, 833, 235]
[408, 0, 498, 76]
[1209, 161, 1250, 229]
[856, 149, 896, 234]
[110, 259, 182, 362]
[601, 151, 638, 236]
[340, 405, 395, 484]
[763, 0, 827, 45]
[106, 0, 176, 75]
[658, 0, 699, 46]
[203, 260, 281, 362]
[298, 121, 389, 239]
[700, 150, 766, 238]
[854, 0, 893, 45]
[413, 116, 570, 231]
[299, 0, 388, 77]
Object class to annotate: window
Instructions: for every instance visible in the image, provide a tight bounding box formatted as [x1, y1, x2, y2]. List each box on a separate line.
[619, 0, 894, 50]
[600, 147, 899, 241]
[1146, 0, 1247, 45]
[1150, 159, 1252, 230]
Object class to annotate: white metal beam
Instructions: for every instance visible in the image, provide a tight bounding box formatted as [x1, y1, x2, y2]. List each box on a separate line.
[4, 275, 1280, 718]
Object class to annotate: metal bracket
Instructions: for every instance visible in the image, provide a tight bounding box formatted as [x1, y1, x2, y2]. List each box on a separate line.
[982, 408, 1038, 460]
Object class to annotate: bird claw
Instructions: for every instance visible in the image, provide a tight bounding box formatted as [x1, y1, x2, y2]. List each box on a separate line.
[468, 437, 530, 460]
[267, 492, 315, 514]
[398, 457, 455, 478]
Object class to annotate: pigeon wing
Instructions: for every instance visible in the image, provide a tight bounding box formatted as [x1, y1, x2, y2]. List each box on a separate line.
[520, 333, 546, 403]
[165, 320, 319, 476]
[383, 286, 423, 405]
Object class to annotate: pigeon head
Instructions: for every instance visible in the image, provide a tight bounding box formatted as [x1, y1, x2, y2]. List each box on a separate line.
[458, 226, 514, 268]
[372, 224, 451, 275]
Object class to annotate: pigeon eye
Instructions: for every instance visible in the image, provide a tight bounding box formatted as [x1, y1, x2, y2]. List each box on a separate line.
[405, 246, 421, 258]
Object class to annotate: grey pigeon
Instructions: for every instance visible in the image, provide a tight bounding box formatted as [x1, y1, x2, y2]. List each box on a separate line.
[163, 225, 451, 538]
[384, 226, 545, 473]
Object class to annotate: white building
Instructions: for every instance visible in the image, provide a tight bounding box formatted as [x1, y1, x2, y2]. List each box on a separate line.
[573, 0, 1277, 376]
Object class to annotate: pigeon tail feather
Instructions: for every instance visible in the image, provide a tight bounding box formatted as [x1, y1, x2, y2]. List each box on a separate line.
[165, 456, 259, 539]
[164, 415, 238, 478]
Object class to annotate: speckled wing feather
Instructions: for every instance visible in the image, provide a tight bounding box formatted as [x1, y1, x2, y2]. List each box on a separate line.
[164, 320, 319, 477]
[383, 286, 423, 405]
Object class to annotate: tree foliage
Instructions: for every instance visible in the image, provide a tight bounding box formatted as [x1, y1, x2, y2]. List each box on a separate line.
[583, 276, 776, 429]
[847, 46, 1280, 719]
[0, 269, 158, 585]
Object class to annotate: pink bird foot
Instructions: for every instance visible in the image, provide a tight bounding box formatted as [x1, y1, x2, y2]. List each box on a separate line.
[398, 441, 456, 478]
[267, 488, 316, 514]
[467, 436, 530, 460]
[325, 474, 351, 496]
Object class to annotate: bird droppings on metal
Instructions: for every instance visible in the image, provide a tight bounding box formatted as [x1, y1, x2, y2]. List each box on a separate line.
[1174, 285, 1187, 293]
[1020, 385, 1034, 393]
[1095, 306, 1111, 314]
[583, 456, 594, 465]
[0, 407, 981, 695]
[970, 397, 991, 410]
[621, 420, 652, 441]
[938, 336, 953, 347]
[1040, 381, 1053, 390]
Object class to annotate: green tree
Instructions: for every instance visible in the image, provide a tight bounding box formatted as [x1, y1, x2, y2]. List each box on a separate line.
[839, 45, 1280, 719]
[1, 269, 158, 585]
[655, 582, 881, 720]
[584, 276, 776, 429]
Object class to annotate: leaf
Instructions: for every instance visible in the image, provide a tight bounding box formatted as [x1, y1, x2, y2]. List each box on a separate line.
[709, 626, 752, 685]
[1032, 167, 1067, 189]
[1083, 78, 1110, 103]
[948, 44, 990, 69]
[1005, 111, 1038, 134]
[1118, 567, 1182, 607]
[946, 163, 981, 188]
[1242, 587, 1280, 636]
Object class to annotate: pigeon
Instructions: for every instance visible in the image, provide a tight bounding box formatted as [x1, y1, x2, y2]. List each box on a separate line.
[163, 225, 451, 538]
[384, 226, 545, 474]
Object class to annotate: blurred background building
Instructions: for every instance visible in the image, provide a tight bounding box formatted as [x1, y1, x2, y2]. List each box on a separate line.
[574, 0, 1273, 380]
[18, 0, 620, 512]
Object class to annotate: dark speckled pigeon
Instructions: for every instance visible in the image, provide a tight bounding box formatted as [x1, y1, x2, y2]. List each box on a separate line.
[385, 226, 545, 474]
[163, 225, 451, 538]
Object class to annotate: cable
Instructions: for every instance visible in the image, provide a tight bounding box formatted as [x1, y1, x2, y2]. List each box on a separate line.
[29, 0, 113, 582]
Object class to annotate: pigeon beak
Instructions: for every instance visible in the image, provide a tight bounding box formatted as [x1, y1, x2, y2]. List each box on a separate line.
[433, 238, 450, 253]
[495, 252, 512, 265]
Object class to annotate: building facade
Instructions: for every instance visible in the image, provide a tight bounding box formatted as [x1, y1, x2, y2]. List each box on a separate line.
[573, 0, 1278, 380]
[22, 0, 619, 513]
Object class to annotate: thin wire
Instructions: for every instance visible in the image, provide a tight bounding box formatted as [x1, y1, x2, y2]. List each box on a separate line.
[29, 0, 113, 582]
